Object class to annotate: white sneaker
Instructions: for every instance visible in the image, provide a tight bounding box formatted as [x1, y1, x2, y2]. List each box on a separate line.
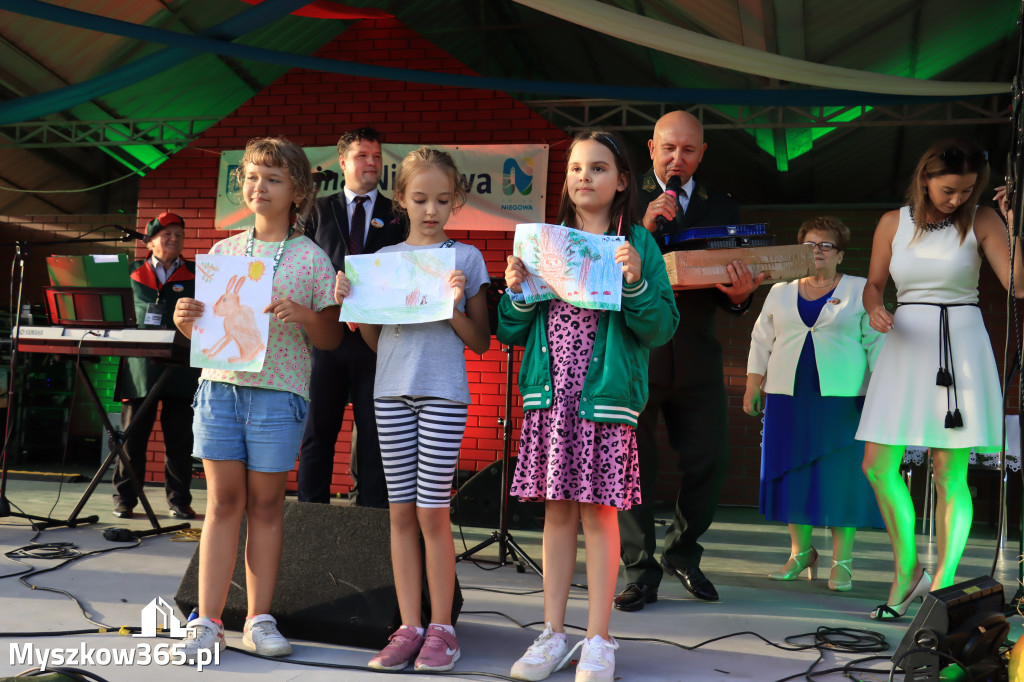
[242, 614, 292, 657]
[178, 617, 225, 661]
[510, 623, 571, 681]
[574, 634, 618, 682]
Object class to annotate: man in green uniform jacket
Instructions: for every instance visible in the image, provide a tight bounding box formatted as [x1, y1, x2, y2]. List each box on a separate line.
[113, 212, 200, 519]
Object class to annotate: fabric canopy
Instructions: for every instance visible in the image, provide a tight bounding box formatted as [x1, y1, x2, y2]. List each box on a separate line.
[0, 0, 1008, 127]
[513, 0, 1009, 97]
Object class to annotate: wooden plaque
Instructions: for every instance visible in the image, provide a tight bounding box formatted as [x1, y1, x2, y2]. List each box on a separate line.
[664, 245, 816, 290]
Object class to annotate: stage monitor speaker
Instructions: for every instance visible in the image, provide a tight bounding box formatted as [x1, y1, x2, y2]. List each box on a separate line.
[891, 575, 1009, 682]
[174, 502, 463, 650]
[452, 456, 543, 530]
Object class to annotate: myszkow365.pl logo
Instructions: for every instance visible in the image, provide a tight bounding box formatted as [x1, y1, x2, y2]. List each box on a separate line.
[8, 597, 219, 671]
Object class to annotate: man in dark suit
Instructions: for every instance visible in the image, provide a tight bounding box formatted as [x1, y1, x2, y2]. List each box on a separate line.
[297, 127, 404, 507]
[616, 111, 763, 610]
[114, 211, 201, 519]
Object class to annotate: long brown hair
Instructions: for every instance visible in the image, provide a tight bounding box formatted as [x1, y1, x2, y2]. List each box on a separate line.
[555, 131, 637, 242]
[906, 138, 990, 244]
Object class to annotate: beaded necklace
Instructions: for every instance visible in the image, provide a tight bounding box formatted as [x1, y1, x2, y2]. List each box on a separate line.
[909, 205, 954, 232]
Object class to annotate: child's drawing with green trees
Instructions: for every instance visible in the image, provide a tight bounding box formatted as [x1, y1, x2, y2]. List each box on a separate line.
[514, 223, 624, 311]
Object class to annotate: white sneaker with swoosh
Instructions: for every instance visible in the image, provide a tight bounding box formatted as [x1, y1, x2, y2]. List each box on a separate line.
[413, 624, 461, 671]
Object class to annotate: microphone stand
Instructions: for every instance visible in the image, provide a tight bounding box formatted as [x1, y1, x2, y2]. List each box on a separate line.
[1, 232, 134, 527]
[456, 343, 542, 578]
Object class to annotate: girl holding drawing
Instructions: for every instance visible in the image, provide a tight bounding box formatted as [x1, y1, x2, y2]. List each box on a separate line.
[333, 146, 490, 672]
[498, 131, 678, 682]
[172, 137, 343, 658]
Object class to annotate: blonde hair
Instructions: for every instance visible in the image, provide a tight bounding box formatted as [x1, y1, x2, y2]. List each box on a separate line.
[906, 138, 990, 244]
[797, 216, 851, 252]
[391, 147, 468, 224]
[234, 137, 316, 227]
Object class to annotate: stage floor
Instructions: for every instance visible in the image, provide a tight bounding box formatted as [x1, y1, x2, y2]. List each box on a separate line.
[0, 473, 1021, 681]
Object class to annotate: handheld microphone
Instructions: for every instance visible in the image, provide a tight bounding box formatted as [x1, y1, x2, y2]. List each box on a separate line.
[655, 175, 683, 231]
[116, 225, 150, 243]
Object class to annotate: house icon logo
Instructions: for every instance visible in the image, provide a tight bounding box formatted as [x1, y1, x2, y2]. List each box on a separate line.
[135, 597, 189, 638]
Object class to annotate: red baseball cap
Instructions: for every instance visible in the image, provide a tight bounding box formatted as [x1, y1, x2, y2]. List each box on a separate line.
[146, 212, 185, 238]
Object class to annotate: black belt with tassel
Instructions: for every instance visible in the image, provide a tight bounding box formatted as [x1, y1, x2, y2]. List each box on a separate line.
[895, 302, 978, 429]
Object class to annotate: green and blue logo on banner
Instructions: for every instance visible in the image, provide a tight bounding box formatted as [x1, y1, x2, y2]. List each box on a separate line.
[502, 157, 534, 196]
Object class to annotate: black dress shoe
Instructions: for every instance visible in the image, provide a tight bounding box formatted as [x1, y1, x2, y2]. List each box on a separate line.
[614, 583, 658, 612]
[112, 502, 134, 519]
[661, 558, 719, 601]
[168, 504, 196, 519]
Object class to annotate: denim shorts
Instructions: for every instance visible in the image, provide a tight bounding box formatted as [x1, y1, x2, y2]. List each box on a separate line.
[191, 380, 308, 473]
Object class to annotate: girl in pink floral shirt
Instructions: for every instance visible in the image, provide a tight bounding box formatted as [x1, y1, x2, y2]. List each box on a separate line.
[173, 137, 343, 660]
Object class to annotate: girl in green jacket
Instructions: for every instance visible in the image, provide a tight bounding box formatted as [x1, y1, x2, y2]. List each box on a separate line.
[499, 131, 678, 682]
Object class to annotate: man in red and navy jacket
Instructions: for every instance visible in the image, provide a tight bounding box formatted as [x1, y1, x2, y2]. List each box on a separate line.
[113, 212, 200, 520]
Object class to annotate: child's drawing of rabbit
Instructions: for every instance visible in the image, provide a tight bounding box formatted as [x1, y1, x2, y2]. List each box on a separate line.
[202, 275, 266, 363]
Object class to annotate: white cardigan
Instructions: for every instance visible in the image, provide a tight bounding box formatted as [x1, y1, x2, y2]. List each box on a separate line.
[746, 275, 883, 397]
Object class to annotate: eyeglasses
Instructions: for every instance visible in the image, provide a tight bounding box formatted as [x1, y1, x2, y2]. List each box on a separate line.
[802, 241, 837, 252]
[938, 148, 989, 166]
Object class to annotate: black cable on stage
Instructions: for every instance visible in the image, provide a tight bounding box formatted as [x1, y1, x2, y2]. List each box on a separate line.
[13, 666, 112, 681]
[772, 654, 896, 682]
[2, 534, 142, 629]
[221, 614, 890, 680]
[463, 606, 892, 682]
[227, 645, 521, 679]
[769, 628, 888, 682]
[887, 647, 971, 682]
[0, 584, 896, 681]
[460, 584, 543, 596]
[0, 527, 43, 577]
[0, 627, 137, 638]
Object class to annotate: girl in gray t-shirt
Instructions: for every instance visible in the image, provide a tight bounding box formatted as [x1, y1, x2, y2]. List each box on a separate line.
[333, 147, 490, 673]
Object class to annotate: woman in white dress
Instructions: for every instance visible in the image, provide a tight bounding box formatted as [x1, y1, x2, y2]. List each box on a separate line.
[858, 139, 1023, 620]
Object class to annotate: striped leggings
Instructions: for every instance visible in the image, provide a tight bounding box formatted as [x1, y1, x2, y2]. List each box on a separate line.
[374, 396, 468, 508]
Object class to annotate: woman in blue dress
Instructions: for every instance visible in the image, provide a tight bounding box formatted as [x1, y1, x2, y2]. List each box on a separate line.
[744, 217, 884, 592]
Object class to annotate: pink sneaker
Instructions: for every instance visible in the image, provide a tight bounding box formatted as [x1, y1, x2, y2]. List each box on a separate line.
[368, 626, 424, 671]
[414, 624, 460, 672]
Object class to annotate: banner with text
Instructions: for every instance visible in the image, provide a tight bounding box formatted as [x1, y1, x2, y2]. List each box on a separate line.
[216, 144, 548, 232]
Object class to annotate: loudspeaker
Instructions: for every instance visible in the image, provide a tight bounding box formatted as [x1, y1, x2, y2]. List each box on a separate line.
[174, 502, 463, 650]
[452, 456, 543, 530]
[892, 575, 1009, 681]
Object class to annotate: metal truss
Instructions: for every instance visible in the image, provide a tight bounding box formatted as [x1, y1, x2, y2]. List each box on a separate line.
[523, 98, 1010, 131]
[0, 117, 219, 148]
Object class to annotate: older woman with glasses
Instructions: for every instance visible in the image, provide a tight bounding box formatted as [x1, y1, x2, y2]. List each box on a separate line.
[858, 139, 1023, 621]
[744, 217, 883, 592]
